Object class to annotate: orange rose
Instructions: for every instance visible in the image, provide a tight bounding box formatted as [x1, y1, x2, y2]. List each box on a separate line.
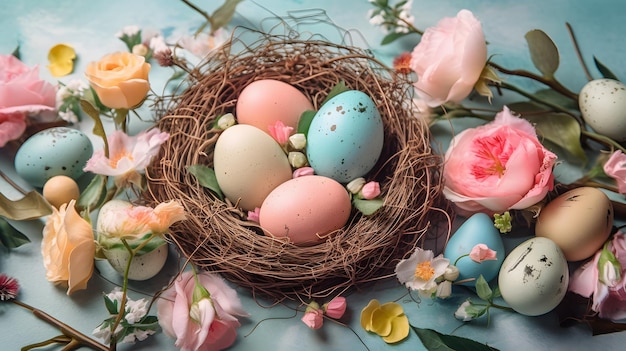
[85, 52, 150, 109]
[41, 199, 95, 294]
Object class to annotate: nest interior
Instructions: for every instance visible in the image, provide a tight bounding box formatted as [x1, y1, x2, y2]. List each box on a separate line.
[144, 32, 446, 301]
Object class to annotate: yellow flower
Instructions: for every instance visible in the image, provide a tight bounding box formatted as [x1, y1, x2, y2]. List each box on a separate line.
[41, 199, 95, 294]
[360, 299, 409, 343]
[47, 44, 76, 77]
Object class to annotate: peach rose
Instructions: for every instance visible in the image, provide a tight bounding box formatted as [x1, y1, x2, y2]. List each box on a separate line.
[443, 106, 557, 214]
[410, 9, 487, 107]
[41, 199, 95, 294]
[85, 52, 151, 109]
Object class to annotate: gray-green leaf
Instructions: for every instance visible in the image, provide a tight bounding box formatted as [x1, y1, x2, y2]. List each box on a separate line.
[0, 191, 52, 220]
[187, 164, 224, 200]
[0, 218, 31, 249]
[352, 197, 384, 215]
[210, 0, 243, 33]
[594, 56, 619, 81]
[475, 275, 493, 301]
[525, 29, 560, 79]
[412, 326, 501, 351]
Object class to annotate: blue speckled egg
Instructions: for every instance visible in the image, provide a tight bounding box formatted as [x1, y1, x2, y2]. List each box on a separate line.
[306, 90, 384, 183]
[443, 213, 505, 286]
[14, 127, 93, 187]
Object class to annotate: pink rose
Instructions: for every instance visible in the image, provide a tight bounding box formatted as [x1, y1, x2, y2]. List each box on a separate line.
[603, 150, 626, 194]
[443, 106, 557, 214]
[0, 112, 27, 147]
[469, 244, 497, 263]
[410, 9, 487, 107]
[157, 271, 248, 351]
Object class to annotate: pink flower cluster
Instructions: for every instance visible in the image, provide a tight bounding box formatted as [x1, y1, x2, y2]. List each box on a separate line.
[300, 296, 347, 329]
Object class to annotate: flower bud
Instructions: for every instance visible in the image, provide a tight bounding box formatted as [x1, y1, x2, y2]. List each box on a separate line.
[323, 296, 347, 319]
[454, 301, 475, 321]
[361, 181, 381, 200]
[435, 280, 452, 299]
[288, 151, 308, 168]
[132, 44, 149, 57]
[216, 113, 236, 130]
[443, 265, 460, 281]
[293, 166, 314, 178]
[346, 177, 366, 195]
[289, 133, 307, 150]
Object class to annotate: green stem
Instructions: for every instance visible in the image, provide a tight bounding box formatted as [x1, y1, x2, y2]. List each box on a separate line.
[453, 254, 469, 266]
[498, 81, 577, 118]
[180, 0, 213, 34]
[490, 303, 516, 312]
[488, 62, 578, 102]
[581, 129, 626, 154]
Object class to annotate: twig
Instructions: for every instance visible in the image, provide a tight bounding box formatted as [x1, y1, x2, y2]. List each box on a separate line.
[566, 22, 593, 81]
[0, 168, 28, 196]
[488, 62, 579, 101]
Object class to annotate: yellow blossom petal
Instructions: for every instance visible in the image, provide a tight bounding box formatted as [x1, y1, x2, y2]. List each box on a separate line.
[360, 299, 380, 331]
[47, 44, 76, 77]
[382, 314, 410, 344]
[371, 308, 394, 336]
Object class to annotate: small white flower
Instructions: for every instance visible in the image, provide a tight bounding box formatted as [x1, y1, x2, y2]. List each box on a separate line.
[116, 25, 140, 38]
[395, 247, 450, 294]
[179, 29, 228, 59]
[149, 35, 169, 55]
[288, 133, 307, 150]
[435, 280, 452, 299]
[216, 113, 236, 130]
[454, 301, 475, 321]
[58, 110, 79, 124]
[443, 265, 460, 281]
[288, 151, 308, 168]
[346, 177, 366, 194]
[124, 298, 149, 324]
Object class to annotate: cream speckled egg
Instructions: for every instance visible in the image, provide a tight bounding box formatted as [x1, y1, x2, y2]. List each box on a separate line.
[535, 187, 613, 262]
[579, 78, 626, 142]
[498, 237, 569, 316]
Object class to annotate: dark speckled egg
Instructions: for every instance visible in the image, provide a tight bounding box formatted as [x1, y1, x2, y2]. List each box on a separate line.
[14, 127, 93, 188]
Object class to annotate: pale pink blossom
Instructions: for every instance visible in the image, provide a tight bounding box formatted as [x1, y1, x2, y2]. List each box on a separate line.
[443, 106, 557, 215]
[157, 271, 248, 351]
[323, 296, 347, 319]
[361, 181, 381, 200]
[83, 128, 169, 186]
[301, 309, 324, 329]
[268, 120, 294, 145]
[395, 247, 450, 296]
[0, 112, 26, 147]
[293, 166, 314, 178]
[247, 207, 260, 222]
[603, 150, 626, 194]
[469, 244, 497, 263]
[410, 9, 487, 107]
[179, 29, 228, 59]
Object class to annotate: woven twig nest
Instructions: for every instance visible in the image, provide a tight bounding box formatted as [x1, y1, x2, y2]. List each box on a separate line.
[144, 30, 446, 301]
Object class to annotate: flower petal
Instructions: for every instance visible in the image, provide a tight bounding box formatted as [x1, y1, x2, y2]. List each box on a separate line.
[382, 314, 409, 343]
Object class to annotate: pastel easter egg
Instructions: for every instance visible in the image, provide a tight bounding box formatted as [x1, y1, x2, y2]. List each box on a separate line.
[14, 127, 93, 187]
[213, 124, 293, 211]
[498, 237, 569, 316]
[443, 213, 505, 285]
[535, 187, 613, 262]
[236, 79, 314, 134]
[259, 175, 351, 245]
[306, 90, 384, 183]
[579, 78, 626, 142]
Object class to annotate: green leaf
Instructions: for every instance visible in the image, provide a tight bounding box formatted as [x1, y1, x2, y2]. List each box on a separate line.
[475, 275, 493, 301]
[297, 110, 316, 136]
[80, 98, 109, 153]
[76, 174, 108, 212]
[380, 31, 411, 45]
[412, 326, 501, 351]
[532, 89, 579, 110]
[104, 294, 119, 315]
[0, 218, 30, 249]
[0, 191, 52, 220]
[321, 80, 349, 106]
[187, 164, 224, 200]
[353, 197, 384, 215]
[210, 0, 243, 33]
[465, 302, 489, 319]
[12, 45, 20, 59]
[523, 112, 587, 164]
[525, 29, 560, 79]
[593, 56, 619, 81]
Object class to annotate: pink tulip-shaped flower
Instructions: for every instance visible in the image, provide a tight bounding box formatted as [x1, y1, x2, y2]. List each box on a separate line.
[323, 296, 347, 319]
[361, 181, 381, 200]
[301, 308, 324, 330]
[469, 244, 497, 263]
[267, 120, 294, 145]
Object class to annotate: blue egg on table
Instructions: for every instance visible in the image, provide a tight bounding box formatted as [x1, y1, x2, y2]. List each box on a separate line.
[443, 213, 505, 286]
[14, 127, 93, 188]
[306, 90, 384, 183]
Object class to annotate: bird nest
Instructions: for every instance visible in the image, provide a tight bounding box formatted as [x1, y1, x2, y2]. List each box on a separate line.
[143, 30, 447, 301]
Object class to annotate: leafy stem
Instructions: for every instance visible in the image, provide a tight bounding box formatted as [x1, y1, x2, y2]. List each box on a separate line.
[496, 81, 578, 118]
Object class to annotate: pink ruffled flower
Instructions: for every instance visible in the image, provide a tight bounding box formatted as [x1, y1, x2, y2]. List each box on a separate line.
[443, 106, 557, 215]
[569, 232, 626, 321]
[361, 181, 381, 200]
[301, 308, 324, 330]
[267, 120, 294, 145]
[469, 244, 497, 263]
[603, 150, 626, 194]
[157, 271, 248, 351]
[410, 9, 487, 107]
[83, 128, 169, 186]
[0, 112, 27, 147]
[323, 296, 347, 319]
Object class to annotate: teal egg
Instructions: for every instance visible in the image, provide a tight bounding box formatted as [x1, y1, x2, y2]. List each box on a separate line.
[14, 127, 93, 188]
[443, 213, 505, 286]
[306, 90, 384, 183]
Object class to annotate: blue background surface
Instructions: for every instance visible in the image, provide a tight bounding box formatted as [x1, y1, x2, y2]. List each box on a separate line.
[2, 0, 626, 350]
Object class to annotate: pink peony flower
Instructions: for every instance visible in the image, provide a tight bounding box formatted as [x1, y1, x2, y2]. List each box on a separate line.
[569, 232, 626, 321]
[0, 112, 27, 147]
[267, 120, 294, 145]
[157, 270, 248, 351]
[361, 181, 381, 200]
[443, 106, 557, 215]
[83, 128, 169, 187]
[469, 244, 497, 263]
[409, 9, 487, 107]
[301, 309, 324, 330]
[603, 150, 626, 194]
[323, 296, 347, 319]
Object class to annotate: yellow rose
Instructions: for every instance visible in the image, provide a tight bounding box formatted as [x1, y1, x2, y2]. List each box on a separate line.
[41, 199, 95, 295]
[85, 51, 151, 109]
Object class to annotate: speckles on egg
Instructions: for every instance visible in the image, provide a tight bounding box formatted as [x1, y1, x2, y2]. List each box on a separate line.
[579, 78, 626, 142]
[14, 127, 93, 187]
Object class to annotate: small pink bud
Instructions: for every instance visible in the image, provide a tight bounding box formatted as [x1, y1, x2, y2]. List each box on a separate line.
[293, 166, 314, 178]
[469, 244, 497, 263]
[301, 309, 324, 329]
[247, 207, 261, 222]
[323, 296, 347, 319]
[268, 120, 293, 145]
[361, 181, 381, 200]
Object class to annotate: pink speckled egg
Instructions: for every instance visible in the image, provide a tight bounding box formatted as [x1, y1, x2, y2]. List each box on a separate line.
[259, 175, 352, 245]
[235, 79, 313, 134]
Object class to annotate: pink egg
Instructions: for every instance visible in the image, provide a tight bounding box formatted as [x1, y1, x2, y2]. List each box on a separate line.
[236, 79, 314, 134]
[259, 175, 352, 245]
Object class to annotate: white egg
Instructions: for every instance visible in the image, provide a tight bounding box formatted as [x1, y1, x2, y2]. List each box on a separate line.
[498, 237, 569, 316]
[579, 78, 626, 142]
